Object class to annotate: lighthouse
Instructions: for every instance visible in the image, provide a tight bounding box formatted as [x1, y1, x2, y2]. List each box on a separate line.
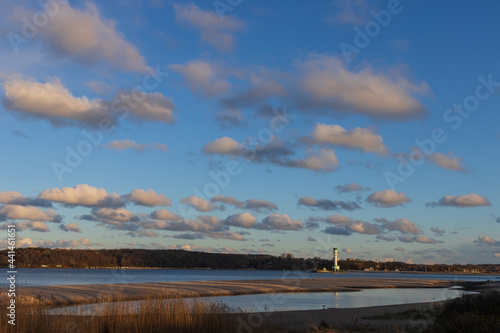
[332, 248, 340, 271]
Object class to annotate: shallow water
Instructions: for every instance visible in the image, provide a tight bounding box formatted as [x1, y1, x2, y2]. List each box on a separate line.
[49, 287, 472, 315]
[1, 267, 497, 287]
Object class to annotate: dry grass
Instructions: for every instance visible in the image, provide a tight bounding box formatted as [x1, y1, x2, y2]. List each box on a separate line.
[0, 292, 242, 333]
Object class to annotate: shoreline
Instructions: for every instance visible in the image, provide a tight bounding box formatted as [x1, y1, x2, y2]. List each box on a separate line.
[1, 266, 497, 275]
[2, 277, 457, 307]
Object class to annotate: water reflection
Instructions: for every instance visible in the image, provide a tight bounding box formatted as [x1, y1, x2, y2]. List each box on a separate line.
[203, 287, 469, 312]
[50, 287, 473, 315]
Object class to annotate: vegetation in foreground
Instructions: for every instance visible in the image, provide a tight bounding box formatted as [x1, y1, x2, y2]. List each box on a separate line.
[0, 294, 243, 333]
[424, 291, 500, 333]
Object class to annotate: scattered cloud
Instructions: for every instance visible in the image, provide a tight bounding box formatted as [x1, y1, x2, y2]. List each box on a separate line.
[12, 2, 148, 72]
[149, 209, 181, 221]
[375, 218, 422, 235]
[376, 235, 396, 242]
[1, 221, 50, 232]
[294, 55, 429, 120]
[2, 77, 176, 127]
[323, 214, 379, 235]
[298, 196, 361, 211]
[203, 136, 339, 172]
[224, 213, 257, 229]
[0, 191, 52, 207]
[181, 195, 220, 212]
[307, 123, 390, 155]
[395, 246, 406, 251]
[104, 140, 168, 153]
[430, 227, 445, 236]
[173, 3, 246, 52]
[474, 235, 500, 246]
[0, 205, 62, 222]
[429, 152, 467, 172]
[169, 60, 231, 97]
[261, 214, 303, 231]
[333, 183, 371, 193]
[244, 199, 278, 213]
[427, 193, 491, 208]
[367, 190, 412, 208]
[141, 215, 222, 232]
[126, 230, 159, 238]
[124, 189, 171, 207]
[80, 207, 140, 230]
[39, 184, 124, 208]
[59, 222, 82, 233]
[308, 236, 317, 241]
[398, 235, 443, 244]
[214, 109, 246, 128]
[342, 247, 353, 254]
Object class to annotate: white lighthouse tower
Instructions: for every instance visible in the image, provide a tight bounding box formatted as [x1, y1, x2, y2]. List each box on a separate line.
[333, 248, 340, 271]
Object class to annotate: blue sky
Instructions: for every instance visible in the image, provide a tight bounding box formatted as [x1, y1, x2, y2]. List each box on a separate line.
[0, 0, 499, 264]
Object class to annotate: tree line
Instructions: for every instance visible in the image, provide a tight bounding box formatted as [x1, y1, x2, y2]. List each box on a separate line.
[0, 248, 498, 273]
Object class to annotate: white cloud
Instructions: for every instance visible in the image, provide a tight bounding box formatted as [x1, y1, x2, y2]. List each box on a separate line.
[36, 237, 99, 249]
[1, 221, 50, 232]
[224, 213, 257, 228]
[115, 91, 176, 124]
[285, 148, 340, 172]
[334, 183, 371, 193]
[80, 208, 140, 229]
[474, 235, 499, 246]
[296, 56, 429, 120]
[203, 136, 242, 154]
[2, 77, 108, 126]
[173, 3, 246, 52]
[325, 214, 379, 235]
[261, 213, 303, 231]
[202, 231, 247, 241]
[124, 189, 171, 207]
[429, 152, 467, 172]
[150, 209, 181, 221]
[127, 230, 159, 238]
[0, 190, 52, 207]
[0, 205, 61, 222]
[104, 140, 168, 153]
[375, 218, 422, 235]
[427, 193, 491, 208]
[203, 136, 339, 172]
[298, 197, 361, 211]
[35, 2, 147, 72]
[59, 222, 82, 233]
[142, 215, 222, 232]
[39, 184, 124, 208]
[181, 196, 220, 212]
[367, 190, 412, 208]
[398, 235, 443, 244]
[169, 60, 231, 97]
[2, 77, 176, 127]
[309, 123, 390, 155]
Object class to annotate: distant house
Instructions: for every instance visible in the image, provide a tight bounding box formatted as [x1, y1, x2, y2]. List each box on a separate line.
[41, 265, 48, 268]
[364, 267, 374, 271]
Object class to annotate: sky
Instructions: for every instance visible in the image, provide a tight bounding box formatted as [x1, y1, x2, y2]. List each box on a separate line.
[0, 0, 499, 265]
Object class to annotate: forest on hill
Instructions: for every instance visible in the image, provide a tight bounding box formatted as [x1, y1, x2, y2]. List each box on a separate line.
[1, 248, 499, 273]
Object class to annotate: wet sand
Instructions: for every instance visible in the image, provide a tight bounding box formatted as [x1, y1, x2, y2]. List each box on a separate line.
[4, 277, 454, 306]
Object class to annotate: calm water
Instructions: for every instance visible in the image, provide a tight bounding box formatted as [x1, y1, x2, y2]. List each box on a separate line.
[0, 268, 498, 287]
[49, 288, 473, 315]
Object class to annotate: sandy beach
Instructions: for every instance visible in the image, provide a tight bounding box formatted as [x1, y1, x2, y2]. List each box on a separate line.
[6, 277, 454, 306]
